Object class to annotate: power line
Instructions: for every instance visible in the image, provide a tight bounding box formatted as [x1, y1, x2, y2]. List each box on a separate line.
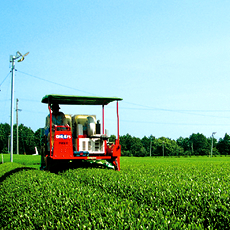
[0, 72, 10, 90]
[120, 105, 230, 112]
[119, 119, 230, 127]
[119, 107, 230, 119]
[19, 98, 40, 102]
[17, 70, 98, 96]
[15, 70, 230, 120]
[22, 109, 47, 115]
[122, 101, 230, 113]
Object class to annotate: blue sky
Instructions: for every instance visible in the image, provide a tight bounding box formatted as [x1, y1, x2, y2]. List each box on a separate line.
[1, 0, 230, 140]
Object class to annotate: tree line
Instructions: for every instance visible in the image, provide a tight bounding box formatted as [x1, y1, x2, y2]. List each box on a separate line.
[111, 133, 230, 157]
[1, 122, 230, 156]
[0, 123, 40, 155]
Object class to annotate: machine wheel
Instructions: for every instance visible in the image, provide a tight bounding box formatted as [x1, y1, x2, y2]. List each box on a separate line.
[46, 157, 52, 171]
[46, 158, 70, 173]
[40, 146, 46, 170]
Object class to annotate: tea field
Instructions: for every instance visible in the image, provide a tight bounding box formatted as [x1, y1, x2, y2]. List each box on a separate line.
[1, 155, 230, 229]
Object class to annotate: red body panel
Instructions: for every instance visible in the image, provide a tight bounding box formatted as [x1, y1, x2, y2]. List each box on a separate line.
[106, 140, 121, 157]
[51, 126, 74, 159]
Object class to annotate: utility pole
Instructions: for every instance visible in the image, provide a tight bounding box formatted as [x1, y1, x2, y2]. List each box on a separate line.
[9, 55, 16, 162]
[210, 132, 217, 157]
[162, 141, 165, 157]
[8, 135, 10, 153]
[16, 98, 22, 155]
[191, 142, 193, 156]
[150, 137, 152, 157]
[9, 51, 29, 162]
[16, 98, 19, 155]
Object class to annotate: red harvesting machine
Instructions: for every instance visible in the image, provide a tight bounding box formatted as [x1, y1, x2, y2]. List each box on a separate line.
[40, 94, 123, 171]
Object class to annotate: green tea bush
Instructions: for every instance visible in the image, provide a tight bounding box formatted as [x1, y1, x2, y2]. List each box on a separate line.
[1, 157, 230, 229]
[1, 154, 40, 168]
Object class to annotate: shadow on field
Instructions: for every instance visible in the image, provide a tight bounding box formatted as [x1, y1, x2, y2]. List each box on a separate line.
[0, 167, 36, 183]
[48, 160, 113, 174]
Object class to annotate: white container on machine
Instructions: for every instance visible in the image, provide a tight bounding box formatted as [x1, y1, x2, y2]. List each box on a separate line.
[87, 116, 96, 136]
[65, 114, 72, 130]
[77, 124, 83, 135]
[105, 129, 109, 137]
[72, 115, 96, 150]
[72, 115, 96, 136]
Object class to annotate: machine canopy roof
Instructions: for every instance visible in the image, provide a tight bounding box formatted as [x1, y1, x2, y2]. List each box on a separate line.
[41, 94, 123, 105]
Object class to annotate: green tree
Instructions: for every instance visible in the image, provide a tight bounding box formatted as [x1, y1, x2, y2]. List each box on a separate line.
[177, 137, 192, 155]
[18, 124, 36, 155]
[189, 133, 210, 156]
[153, 137, 183, 157]
[120, 133, 133, 156]
[109, 135, 116, 143]
[141, 136, 150, 153]
[120, 134, 149, 157]
[141, 135, 156, 156]
[34, 128, 43, 154]
[0, 123, 10, 153]
[0, 123, 36, 155]
[131, 137, 145, 157]
[217, 133, 230, 156]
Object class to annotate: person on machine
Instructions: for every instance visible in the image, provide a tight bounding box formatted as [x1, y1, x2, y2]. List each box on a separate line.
[44, 102, 67, 150]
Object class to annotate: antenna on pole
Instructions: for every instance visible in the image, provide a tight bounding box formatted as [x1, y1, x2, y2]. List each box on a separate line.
[9, 51, 29, 162]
